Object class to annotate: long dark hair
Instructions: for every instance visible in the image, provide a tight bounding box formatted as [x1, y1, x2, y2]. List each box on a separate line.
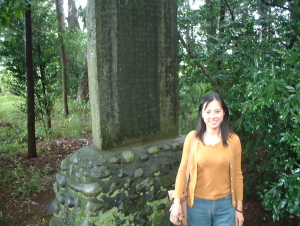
[195, 93, 233, 146]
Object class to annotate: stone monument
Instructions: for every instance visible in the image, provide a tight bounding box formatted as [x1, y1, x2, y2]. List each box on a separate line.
[87, 0, 179, 150]
[49, 1, 182, 225]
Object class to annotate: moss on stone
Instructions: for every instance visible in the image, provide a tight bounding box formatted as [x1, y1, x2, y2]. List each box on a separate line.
[101, 175, 112, 182]
[50, 135, 186, 225]
[88, 207, 135, 226]
[146, 197, 171, 226]
[154, 170, 160, 176]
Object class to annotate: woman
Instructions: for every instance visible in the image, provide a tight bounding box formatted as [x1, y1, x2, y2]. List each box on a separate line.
[171, 93, 244, 226]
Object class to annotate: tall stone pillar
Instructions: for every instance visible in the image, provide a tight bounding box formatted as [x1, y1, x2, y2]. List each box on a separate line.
[87, 0, 178, 150]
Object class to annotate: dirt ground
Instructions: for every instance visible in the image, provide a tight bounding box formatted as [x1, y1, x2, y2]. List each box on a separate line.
[0, 138, 298, 226]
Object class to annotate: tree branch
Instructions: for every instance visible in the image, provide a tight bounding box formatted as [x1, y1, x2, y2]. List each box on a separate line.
[177, 31, 222, 93]
[281, 37, 297, 49]
[262, 0, 290, 11]
[225, 0, 235, 21]
[178, 31, 209, 74]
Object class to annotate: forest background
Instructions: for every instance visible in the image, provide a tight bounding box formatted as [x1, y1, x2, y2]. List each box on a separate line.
[0, 0, 299, 225]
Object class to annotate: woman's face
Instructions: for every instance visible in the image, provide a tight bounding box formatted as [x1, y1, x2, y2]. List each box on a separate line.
[202, 100, 225, 131]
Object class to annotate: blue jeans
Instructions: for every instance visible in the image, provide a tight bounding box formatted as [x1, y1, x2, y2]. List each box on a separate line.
[187, 195, 235, 226]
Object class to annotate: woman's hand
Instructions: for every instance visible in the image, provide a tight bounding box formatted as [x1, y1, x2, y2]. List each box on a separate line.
[170, 198, 183, 223]
[235, 211, 244, 226]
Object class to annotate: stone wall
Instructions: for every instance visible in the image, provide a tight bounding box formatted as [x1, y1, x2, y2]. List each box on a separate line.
[49, 135, 186, 226]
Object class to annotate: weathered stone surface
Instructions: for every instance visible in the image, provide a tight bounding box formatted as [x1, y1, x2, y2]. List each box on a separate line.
[118, 202, 124, 211]
[71, 146, 104, 165]
[124, 179, 133, 189]
[117, 168, 128, 178]
[86, 199, 112, 216]
[49, 216, 64, 226]
[44, 201, 55, 216]
[76, 167, 84, 178]
[123, 196, 147, 216]
[150, 163, 160, 174]
[145, 191, 155, 201]
[164, 142, 182, 151]
[134, 168, 144, 178]
[109, 183, 118, 195]
[57, 194, 65, 204]
[80, 219, 95, 226]
[70, 183, 102, 197]
[69, 163, 75, 175]
[70, 151, 79, 164]
[53, 181, 59, 194]
[122, 150, 135, 163]
[135, 206, 153, 226]
[50, 136, 187, 225]
[85, 165, 111, 179]
[170, 142, 182, 150]
[156, 191, 168, 200]
[51, 198, 60, 214]
[147, 146, 161, 155]
[109, 156, 121, 164]
[74, 196, 81, 207]
[143, 206, 153, 215]
[136, 177, 155, 192]
[158, 175, 175, 187]
[87, 0, 178, 150]
[66, 196, 74, 208]
[56, 173, 67, 188]
[129, 194, 139, 200]
[140, 154, 149, 161]
[60, 159, 68, 171]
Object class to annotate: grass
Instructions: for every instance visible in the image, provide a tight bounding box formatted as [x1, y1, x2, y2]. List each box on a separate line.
[0, 92, 92, 197]
[48, 98, 92, 138]
[0, 92, 92, 140]
[0, 94, 25, 129]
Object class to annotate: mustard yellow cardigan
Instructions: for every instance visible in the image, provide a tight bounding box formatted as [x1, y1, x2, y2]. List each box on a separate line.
[172, 130, 244, 208]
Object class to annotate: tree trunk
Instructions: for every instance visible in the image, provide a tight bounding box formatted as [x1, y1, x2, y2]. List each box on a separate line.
[259, 0, 268, 40]
[67, 0, 80, 29]
[217, 0, 225, 71]
[77, 47, 89, 101]
[37, 45, 52, 132]
[219, 0, 225, 34]
[67, 0, 89, 101]
[25, 2, 37, 158]
[205, 0, 216, 54]
[55, 0, 69, 116]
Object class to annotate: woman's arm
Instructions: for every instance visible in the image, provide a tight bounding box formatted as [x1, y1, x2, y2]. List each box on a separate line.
[235, 200, 244, 226]
[234, 135, 244, 202]
[172, 130, 195, 198]
[170, 131, 195, 222]
[234, 135, 244, 226]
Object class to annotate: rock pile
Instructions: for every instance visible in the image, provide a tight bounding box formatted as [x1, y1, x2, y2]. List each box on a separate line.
[49, 135, 185, 226]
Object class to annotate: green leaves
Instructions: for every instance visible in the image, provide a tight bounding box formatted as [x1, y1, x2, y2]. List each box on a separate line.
[259, 167, 300, 221]
[0, 0, 28, 32]
[231, 47, 300, 221]
[178, 0, 300, 221]
[0, 0, 61, 133]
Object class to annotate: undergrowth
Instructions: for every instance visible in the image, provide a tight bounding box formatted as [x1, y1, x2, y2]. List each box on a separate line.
[0, 92, 92, 197]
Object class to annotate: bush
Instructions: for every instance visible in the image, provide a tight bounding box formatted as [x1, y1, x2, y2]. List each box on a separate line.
[228, 48, 300, 221]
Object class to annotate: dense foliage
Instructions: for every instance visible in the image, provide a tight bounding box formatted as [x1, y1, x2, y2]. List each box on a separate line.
[1, 1, 60, 132]
[0, 0, 27, 31]
[0, 0, 299, 222]
[178, 0, 300, 221]
[0, 0, 86, 132]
